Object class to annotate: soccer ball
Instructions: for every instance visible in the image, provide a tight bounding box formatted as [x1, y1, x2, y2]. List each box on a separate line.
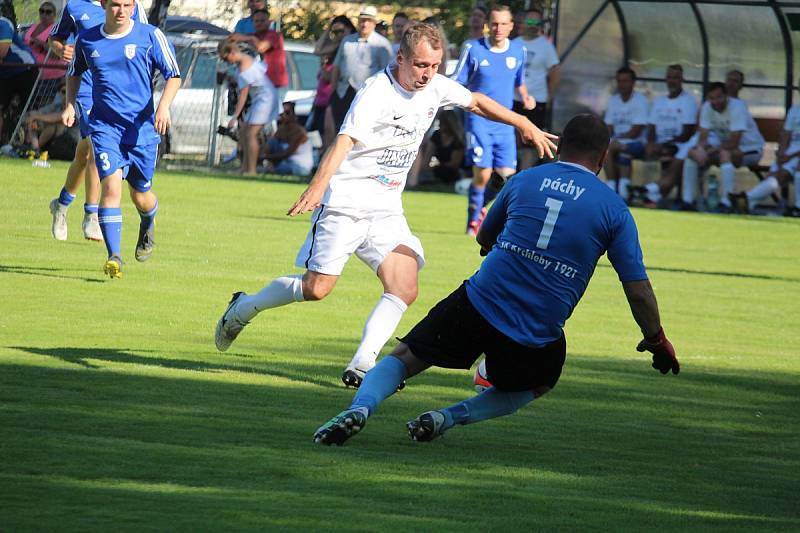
[454, 177, 472, 195]
[473, 359, 492, 393]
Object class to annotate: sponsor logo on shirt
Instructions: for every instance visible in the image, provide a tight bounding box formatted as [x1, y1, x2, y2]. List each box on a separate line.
[90, 49, 100, 58]
[376, 148, 417, 169]
[80, 13, 90, 20]
[479, 59, 490, 67]
[369, 174, 403, 189]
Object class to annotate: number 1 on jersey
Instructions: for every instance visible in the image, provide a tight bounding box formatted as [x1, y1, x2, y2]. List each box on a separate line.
[536, 197, 563, 250]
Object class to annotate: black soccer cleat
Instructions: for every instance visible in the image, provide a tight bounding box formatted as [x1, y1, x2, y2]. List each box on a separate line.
[341, 368, 406, 391]
[313, 407, 368, 446]
[406, 410, 447, 442]
[135, 220, 155, 262]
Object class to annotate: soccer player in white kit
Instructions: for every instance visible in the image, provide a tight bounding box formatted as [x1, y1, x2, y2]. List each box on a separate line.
[215, 22, 557, 387]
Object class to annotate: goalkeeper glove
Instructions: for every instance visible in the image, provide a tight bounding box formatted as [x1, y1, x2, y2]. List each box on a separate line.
[636, 327, 679, 375]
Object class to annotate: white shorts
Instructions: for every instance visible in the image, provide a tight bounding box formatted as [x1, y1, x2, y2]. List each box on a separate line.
[295, 207, 425, 276]
[770, 156, 800, 174]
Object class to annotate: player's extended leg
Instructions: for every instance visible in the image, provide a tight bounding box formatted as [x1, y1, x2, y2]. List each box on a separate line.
[214, 271, 331, 352]
[97, 169, 125, 279]
[467, 166, 492, 235]
[342, 246, 418, 387]
[82, 148, 103, 241]
[314, 343, 431, 446]
[48, 137, 92, 241]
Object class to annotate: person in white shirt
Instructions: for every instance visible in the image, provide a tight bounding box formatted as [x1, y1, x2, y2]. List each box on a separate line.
[214, 22, 557, 389]
[681, 81, 765, 212]
[633, 65, 697, 207]
[603, 66, 649, 200]
[513, 7, 560, 170]
[730, 95, 800, 216]
[219, 40, 279, 176]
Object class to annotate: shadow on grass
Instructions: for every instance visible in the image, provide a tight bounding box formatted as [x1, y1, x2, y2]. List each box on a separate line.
[0, 353, 798, 530]
[597, 262, 800, 283]
[8, 345, 339, 389]
[0, 264, 104, 283]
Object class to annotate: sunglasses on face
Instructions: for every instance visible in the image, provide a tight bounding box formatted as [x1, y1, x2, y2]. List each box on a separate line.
[40, 8, 54, 14]
[526, 18, 543, 26]
[330, 29, 344, 35]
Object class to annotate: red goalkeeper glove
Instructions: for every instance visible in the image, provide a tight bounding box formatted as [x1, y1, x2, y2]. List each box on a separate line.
[636, 327, 679, 375]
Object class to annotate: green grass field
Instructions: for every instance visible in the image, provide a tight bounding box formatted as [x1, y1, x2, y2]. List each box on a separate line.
[1, 159, 799, 531]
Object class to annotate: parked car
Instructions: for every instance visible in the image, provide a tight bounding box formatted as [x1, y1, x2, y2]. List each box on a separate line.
[157, 17, 319, 157]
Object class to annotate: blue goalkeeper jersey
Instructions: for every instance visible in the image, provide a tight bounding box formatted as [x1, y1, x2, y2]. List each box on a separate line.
[452, 37, 525, 133]
[51, 0, 148, 106]
[69, 20, 179, 146]
[466, 161, 648, 347]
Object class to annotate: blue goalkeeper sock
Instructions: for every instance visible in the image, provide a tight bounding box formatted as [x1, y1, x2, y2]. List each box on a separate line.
[138, 199, 157, 231]
[349, 355, 406, 415]
[440, 387, 536, 430]
[84, 203, 98, 215]
[98, 207, 122, 258]
[467, 185, 485, 226]
[58, 188, 75, 208]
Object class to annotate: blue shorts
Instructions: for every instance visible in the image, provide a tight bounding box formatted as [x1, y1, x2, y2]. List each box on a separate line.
[616, 140, 645, 166]
[75, 97, 92, 139]
[466, 124, 517, 170]
[91, 129, 157, 192]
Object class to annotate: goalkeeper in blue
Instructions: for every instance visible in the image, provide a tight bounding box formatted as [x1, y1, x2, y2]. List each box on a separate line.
[62, 0, 181, 278]
[313, 114, 680, 446]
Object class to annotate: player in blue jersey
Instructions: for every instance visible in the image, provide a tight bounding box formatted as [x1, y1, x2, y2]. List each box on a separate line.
[62, 0, 180, 278]
[47, 0, 147, 242]
[313, 114, 680, 446]
[451, 4, 536, 235]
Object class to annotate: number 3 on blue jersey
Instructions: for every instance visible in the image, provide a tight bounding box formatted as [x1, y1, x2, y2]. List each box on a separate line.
[536, 197, 563, 250]
[99, 152, 111, 171]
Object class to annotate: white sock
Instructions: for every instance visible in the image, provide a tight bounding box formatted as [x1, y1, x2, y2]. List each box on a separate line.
[618, 178, 631, 200]
[682, 159, 699, 203]
[794, 172, 800, 208]
[720, 162, 736, 205]
[746, 176, 779, 208]
[235, 275, 304, 322]
[645, 182, 662, 203]
[348, 293, 408, 371]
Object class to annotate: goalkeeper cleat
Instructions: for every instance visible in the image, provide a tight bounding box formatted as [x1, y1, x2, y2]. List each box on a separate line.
[82, 212, 103, 241]
[135, 220, 155, 262]
[103, 255, 123, 279]
[313, 407, 368, 446]
[49, 199, 68, 241]
[407, 410, 447, 442]
[341, 367, 406, 391]
[214, 292, 248, 352]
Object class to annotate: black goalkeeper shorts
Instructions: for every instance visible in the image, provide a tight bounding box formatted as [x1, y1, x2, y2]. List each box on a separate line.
[399, 282, 566, 391]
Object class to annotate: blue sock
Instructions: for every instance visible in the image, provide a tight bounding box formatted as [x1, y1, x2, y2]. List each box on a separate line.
[349, 356, 406, 415]
[467, 185, 485, 225]
[440, 387, 536, 430]
[138, 199, 157, 231]
[84, 203, 98, 215]
[98, 207, 122, 258]
[58, 188, 75, 208]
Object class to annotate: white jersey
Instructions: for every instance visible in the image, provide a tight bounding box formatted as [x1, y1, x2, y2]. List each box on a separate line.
[238, 60, 278, 118]
[782, 105, 800, 153]
[605, 91, 649, 142]
[649, 90, 697, 144]
[513, 35, 559, 103]
[326, 68, 473, 214]
[699, 97, 764, 153]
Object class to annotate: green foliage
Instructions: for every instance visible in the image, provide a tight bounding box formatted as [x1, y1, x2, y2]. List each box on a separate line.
[1, 160, 799, 530]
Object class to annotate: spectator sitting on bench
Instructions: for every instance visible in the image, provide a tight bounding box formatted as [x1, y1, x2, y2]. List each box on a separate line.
[263, 101, 313, 176]
[730, 80, 800, 217]
[632, 64, 698, 207]
[603, 66, 649, 201]
[680, 82, 764, 212]
[23, 82, 71, 154]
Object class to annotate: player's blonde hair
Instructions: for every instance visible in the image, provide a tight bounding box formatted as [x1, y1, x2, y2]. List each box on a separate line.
[398, 22, 443, 60]
[217, 39, 238, 59]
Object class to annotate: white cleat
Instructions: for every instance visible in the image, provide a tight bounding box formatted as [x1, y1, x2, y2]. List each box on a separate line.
[214, 292, 248, 352]
[49, 199, 68, 241]
[82, 212, 104, 241]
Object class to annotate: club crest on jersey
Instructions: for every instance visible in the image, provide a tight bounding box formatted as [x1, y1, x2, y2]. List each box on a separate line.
[506, 57, 517, 69]
[124, 44, 137, 59]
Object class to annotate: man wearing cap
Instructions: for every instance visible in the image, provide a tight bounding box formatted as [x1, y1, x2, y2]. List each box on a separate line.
[329, 5, 393, 132]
